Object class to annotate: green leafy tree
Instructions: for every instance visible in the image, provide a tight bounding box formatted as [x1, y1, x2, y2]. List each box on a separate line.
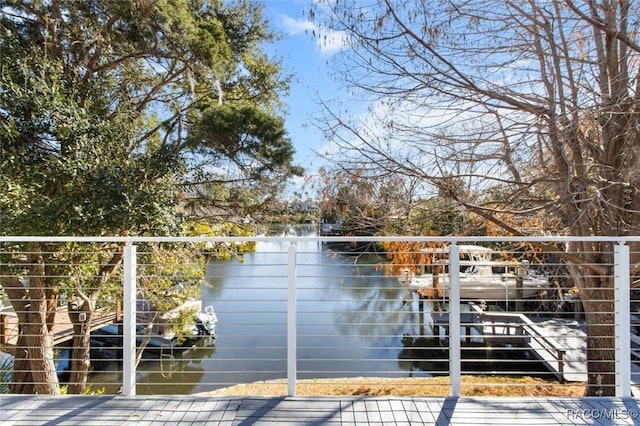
[0, 0, 298, 394]
[184, 102, 303, 221]
[134, 245, 204, 365]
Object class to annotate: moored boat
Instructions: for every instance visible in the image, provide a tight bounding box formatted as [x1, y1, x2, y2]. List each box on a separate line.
[90, 303, 217, 360]
[398, 245, 549, 303]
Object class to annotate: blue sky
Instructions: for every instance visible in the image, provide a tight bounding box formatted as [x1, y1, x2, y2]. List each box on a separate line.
[261, 1, 345, 180]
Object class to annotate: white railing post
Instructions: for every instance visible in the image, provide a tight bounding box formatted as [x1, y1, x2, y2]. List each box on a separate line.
[122, 243, 137, 396]
[449, 244, 461, 397]
[614, 242, 631, 398]
[287, 242, 297, 396]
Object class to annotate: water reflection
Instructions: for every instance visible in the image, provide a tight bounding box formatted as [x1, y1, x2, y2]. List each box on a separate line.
[135, 337, 216, 394]
[87, 336, 216, 394]
[398, 334, 448, 376]
[84, 224, 544, 394]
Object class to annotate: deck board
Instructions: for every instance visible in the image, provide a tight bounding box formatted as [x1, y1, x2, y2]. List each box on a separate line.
[0, 395, 638, 425]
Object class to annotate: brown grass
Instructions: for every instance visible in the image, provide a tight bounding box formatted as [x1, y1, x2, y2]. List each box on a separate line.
[203, 376, 585, 397]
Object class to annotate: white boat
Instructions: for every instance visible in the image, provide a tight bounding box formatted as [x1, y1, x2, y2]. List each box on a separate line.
[137, 299, 217, 343]
[89, 303, 217, 362]
[195, 304, 218, 338]
[398, 245, 549, 303]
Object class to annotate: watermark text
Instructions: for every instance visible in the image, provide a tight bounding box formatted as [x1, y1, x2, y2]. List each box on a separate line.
[566, 408, 638, 421]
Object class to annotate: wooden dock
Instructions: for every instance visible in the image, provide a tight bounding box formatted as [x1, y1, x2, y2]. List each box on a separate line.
[469, 311, 640, 391]
[431, 304, 591, 383]
[472, 305, 582, 382]
[0, 306, 117, 347]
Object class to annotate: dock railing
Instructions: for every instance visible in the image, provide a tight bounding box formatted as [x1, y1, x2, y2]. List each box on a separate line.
[0, 234, 637, 398]
[467, 304, 567, 382]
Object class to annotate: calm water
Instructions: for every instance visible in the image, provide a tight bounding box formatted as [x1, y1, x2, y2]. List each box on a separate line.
[86, 224, 541, 395]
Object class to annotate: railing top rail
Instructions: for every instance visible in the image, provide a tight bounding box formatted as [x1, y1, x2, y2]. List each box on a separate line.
[1, 235, 639, 243]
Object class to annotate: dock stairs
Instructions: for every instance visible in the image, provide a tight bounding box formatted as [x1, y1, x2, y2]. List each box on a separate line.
[432, 303, 640, 391]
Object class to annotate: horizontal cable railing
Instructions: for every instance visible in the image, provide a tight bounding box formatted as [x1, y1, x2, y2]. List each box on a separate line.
[0, 231, 637, 398]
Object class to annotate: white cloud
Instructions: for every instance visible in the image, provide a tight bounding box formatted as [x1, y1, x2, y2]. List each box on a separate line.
[315, 25, 349, 55]
[280, 14, 348, 55]
[318, 93, 528, 199]
[281, 14, 315, 35]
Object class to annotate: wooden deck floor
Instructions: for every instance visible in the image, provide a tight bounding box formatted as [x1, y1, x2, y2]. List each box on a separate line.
[0, 395, 638, 425]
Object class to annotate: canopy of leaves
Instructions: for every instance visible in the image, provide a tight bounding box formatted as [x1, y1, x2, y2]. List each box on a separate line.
[0, 0, 300, 236]
[185, 220, 256, 259]
[0, 43, 181, 235]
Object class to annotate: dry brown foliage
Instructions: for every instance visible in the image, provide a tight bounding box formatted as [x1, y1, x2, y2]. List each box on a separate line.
[203, 376, 585, 397]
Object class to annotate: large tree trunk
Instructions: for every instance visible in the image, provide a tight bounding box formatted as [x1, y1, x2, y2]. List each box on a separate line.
[15, 320, 60, 394]
[45, 288, 59, 332]
[4, 248, 60, 395]
[66, 306, 92, 394]
[567, 241, 618, 396]
[581, 299, 616, 396]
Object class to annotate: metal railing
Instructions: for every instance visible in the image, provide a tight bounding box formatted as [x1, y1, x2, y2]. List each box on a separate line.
[0, 233, 637, 398]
